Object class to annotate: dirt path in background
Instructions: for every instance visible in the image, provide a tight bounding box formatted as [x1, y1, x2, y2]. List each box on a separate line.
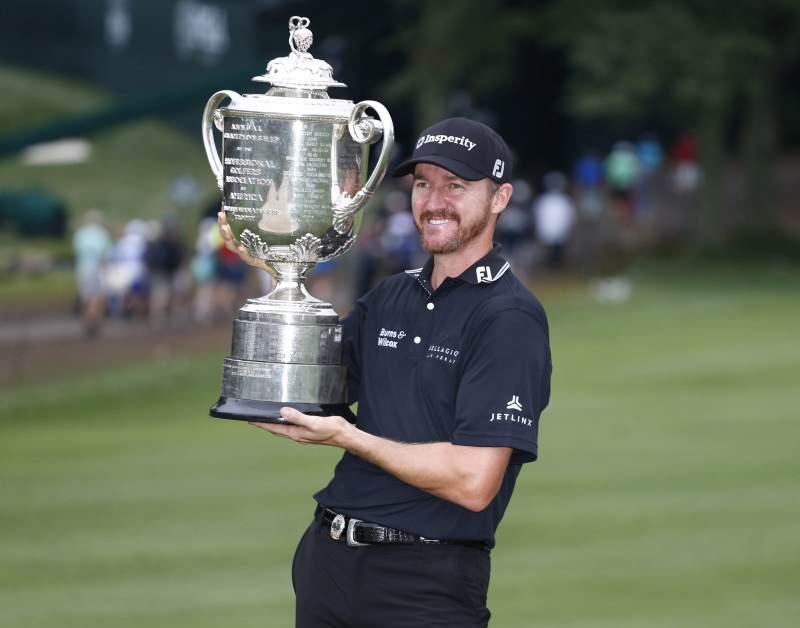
[0, 296, 232, 390]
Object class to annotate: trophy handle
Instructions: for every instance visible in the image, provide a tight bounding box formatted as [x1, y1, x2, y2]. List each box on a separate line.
[202, 90, 241, 191]
[332, 100, 395, 234]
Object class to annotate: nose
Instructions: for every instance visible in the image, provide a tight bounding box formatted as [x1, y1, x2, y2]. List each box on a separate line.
[417, 184, 447, 212]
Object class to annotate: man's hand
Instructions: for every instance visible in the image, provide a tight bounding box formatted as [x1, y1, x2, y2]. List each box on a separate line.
[249, 407, 352, 446]
[217, 209, 271, 273]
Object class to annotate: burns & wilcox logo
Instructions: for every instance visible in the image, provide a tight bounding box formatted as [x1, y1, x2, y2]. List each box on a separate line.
[377, 328, 406, 349]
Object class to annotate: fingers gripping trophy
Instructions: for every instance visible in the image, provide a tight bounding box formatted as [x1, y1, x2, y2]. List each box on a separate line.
[202, 16, 394, 423]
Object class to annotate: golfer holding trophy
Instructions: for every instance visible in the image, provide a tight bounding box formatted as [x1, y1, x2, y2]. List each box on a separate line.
[204, 16, 553, 627]
[202, 16, 394, 423]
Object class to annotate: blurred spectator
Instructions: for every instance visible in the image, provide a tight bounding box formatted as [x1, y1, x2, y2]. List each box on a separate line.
[380, 189, 420, 274]
[496, 177, 534, 271]
[572, 148, 606, 220]
[353, 210, 387, 298]
[671, 129, 701, 194]
[145, 216, 184, 328]
[72, 210, 112, 336]
[604, 141, 640, 223]
[307, 258, 340, 309]
[190, 217, 221, 324]
[255, 264, 274, 298]
[533, 171, 577, 270]
[215, 235, 248, 317]
[104, 219, 149, 318]
[635, 132, 664, 220]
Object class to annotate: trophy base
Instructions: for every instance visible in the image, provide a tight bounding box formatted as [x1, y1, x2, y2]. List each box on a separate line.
[210, 396, 357, 424]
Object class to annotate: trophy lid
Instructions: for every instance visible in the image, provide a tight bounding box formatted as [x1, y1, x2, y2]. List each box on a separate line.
[252, 16, 346, 91]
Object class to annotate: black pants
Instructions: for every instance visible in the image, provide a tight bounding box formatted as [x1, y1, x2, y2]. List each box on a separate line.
[292, 520, 492, 627]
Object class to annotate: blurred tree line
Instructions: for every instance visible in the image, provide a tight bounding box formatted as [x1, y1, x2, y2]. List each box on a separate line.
[1, 0, 798, 251]
[381, 0, 800, 247]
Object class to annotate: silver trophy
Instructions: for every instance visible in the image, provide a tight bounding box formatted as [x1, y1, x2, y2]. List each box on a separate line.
[202, 16, 394, 423]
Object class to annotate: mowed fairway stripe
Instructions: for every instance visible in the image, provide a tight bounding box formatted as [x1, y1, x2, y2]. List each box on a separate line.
[2, 265, 799, 627]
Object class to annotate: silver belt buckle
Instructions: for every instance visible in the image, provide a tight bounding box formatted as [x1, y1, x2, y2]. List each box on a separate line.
[330, 513, 346, 540]
[346, 517, 369, 547]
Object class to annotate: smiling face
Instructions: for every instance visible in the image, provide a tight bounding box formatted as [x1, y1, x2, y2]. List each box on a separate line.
[411, 163, 508, 256]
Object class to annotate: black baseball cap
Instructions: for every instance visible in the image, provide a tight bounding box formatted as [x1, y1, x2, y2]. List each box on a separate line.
[392, 117, 512, 184]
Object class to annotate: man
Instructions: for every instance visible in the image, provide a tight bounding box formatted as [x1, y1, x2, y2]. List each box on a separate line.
[218, 117, 552, 627]
[72, 209, 112, 336]
[533, 170, 577, 269]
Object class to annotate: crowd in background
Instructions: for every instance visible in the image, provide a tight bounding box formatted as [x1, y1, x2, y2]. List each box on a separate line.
[71, 205, 250, 336]
[70, 130, 700, 336]
[491, 129, 701, 279]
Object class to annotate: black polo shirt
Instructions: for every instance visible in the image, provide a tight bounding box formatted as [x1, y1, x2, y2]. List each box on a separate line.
[313, 245, 552, 547]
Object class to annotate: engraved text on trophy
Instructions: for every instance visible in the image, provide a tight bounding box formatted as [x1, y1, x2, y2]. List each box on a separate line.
[220, 116, 359, 248]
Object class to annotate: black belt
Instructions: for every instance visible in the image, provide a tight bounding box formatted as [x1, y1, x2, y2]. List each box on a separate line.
[314, 504, 489, 552]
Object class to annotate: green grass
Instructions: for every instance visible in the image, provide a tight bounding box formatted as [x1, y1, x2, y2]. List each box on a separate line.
[0, 62, 219, 247]
[2, 262, 799, 627]
[0, 63, 108, 134]
[0, 267, 75, 303]
[1, 355, 339, 627]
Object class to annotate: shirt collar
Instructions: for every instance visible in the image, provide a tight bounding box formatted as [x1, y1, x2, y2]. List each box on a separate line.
[405, 244, 510, 288]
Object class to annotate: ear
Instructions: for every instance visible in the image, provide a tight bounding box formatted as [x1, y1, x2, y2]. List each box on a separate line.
[490, 183, 514, 215]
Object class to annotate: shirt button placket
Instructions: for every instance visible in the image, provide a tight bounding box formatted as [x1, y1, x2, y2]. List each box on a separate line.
[411, 299, 433, 357]
[416, 303, 434, 343]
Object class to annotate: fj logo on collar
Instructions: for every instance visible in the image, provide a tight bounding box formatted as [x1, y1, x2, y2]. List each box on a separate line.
[476, 261, 510, 284]
[330, 514, 346, 540]
[476, 266, 494, 283]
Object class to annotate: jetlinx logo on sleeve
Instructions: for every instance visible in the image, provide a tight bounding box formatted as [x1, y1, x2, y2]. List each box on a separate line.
[506, 395, 522, 411]
[489, 395, 533, 427]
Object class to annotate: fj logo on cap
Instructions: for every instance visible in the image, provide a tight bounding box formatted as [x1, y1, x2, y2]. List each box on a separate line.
[492, 159, 505, 179]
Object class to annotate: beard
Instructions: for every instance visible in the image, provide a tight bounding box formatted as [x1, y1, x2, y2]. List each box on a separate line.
[416, 204, 493, 255]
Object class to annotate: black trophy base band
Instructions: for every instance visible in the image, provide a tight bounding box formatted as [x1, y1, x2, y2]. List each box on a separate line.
[210, 396, 357, 424]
